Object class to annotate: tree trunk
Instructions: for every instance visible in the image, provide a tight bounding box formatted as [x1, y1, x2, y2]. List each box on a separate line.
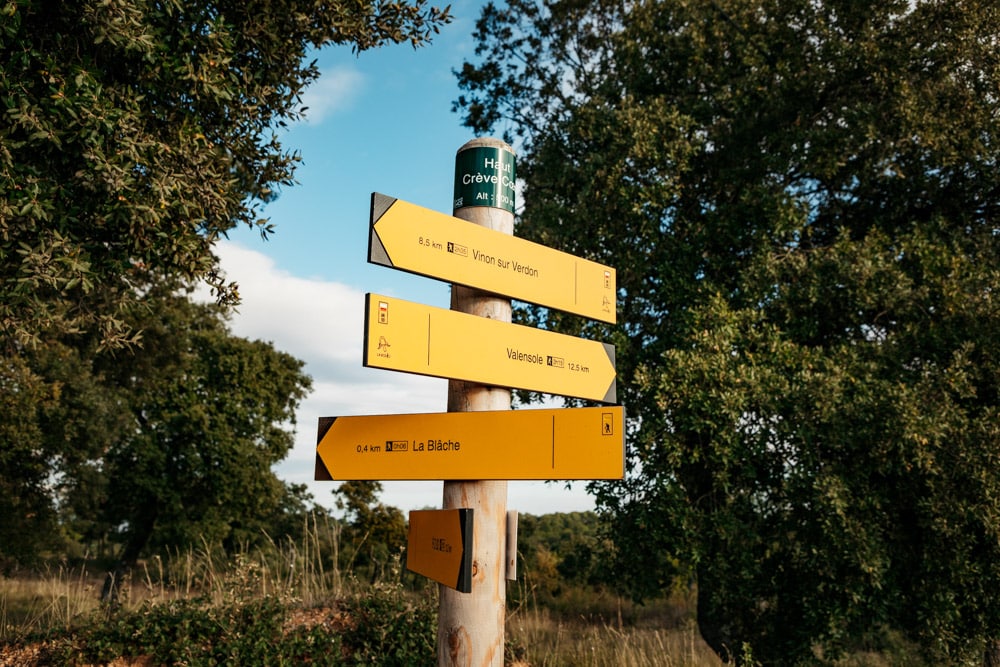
[984, 639, 1000, 667]
[101, 510, 157, 606]
[696, 562, 734, 663]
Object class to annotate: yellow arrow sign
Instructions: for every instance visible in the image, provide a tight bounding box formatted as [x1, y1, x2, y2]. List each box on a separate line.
[364, 293, 617, 403]
[407, 509, 473, 593]
[314, 406, 625, 480]
[369, 194, 617, 324]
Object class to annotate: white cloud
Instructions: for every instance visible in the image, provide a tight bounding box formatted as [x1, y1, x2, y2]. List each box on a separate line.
[297, 66, 365, 126]
[199, 241, 595, 516]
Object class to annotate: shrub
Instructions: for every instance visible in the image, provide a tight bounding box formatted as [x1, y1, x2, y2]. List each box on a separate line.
[339, 579, 438, 665]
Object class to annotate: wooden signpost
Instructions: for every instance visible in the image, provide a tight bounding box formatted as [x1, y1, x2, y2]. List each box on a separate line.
[316, 138, 620, 667]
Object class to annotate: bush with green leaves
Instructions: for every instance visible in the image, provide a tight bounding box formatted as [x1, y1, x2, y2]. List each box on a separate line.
[339, 580, 437, 666]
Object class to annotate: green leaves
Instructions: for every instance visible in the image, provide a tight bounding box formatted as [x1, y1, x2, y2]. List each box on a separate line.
[0, 0, 448, 568]
[1, 0, 450, 348]
[459, 0, 1000, 662]
[88, 291, 312, 559]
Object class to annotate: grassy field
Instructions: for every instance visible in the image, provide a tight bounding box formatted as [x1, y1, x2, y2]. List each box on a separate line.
[0, 573, 722, 666]
[0, 555, 923, 665]
[0, 521, 723, 666]
[0, 512, 928, 667]
[507, 606, 721, 666]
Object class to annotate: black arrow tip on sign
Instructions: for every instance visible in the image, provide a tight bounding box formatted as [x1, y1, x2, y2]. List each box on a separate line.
[602, 343, 617, 404]
[317, 416, 336, 443]
[315, 417, 336, 481]
[368, 193, 396, 267]
[314, 452, 333, 481]
[370, 192, 396, 222]
[456, 508, 474, 593]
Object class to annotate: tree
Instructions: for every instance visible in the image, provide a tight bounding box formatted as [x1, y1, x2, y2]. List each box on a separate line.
[87, 288, 311, 597]
[511, 512, 616, 608]
[0, 0, 450, 348]
[333, 480, 407, 579]
[456, 1, 1000, 663]
[0, 355, 63, 567]
[0, 337, 130, 567]
[0, 286, 313, 585]
[0, 0, 450, 570]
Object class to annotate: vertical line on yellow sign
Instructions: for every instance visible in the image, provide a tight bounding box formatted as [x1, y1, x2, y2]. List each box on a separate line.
[551, 415, 556, 468]
[426, 314, 432, 365]
[574, 262, 579, 305]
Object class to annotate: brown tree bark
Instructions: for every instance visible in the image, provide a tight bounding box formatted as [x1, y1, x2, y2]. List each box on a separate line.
[984, 640, 1000, 667]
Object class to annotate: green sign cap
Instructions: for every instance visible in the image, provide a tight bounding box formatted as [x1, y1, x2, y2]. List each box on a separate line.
[454, 145, 516, 213]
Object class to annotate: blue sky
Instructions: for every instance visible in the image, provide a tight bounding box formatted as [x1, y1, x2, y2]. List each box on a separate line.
[208, 4, 597, 516]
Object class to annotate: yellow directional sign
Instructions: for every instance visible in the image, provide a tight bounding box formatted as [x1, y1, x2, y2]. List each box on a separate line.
[407, 509, 474, 593]
[363, 293, 617, 403]
[314, 406, 625, 480]
[369, 193, 617, 324]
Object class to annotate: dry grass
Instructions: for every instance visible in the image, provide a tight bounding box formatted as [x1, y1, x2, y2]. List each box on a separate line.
[507, 605, 723, 666]
[3, 513, 727, 666]
[0, 512, 346, 644]
[2, 559, 723, 666]
[0, 565, 104, 641]
[0, 542, 930, 667]
[505, 585, 724, 667]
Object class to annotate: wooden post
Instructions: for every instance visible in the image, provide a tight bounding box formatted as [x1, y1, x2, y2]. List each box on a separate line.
[438, 138, 516, 667]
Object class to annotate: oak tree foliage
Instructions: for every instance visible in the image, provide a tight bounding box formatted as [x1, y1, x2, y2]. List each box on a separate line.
[0, 288, 313, 578]
[456, 0, 1000, 663]
[0, 0, 449, 571]
[333, 480, 407, 577]
[1, 0, 450, 347]
[92, 290, 312, 569]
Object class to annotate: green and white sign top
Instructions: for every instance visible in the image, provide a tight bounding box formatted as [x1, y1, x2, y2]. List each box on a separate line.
[453, 145, 516, 213]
